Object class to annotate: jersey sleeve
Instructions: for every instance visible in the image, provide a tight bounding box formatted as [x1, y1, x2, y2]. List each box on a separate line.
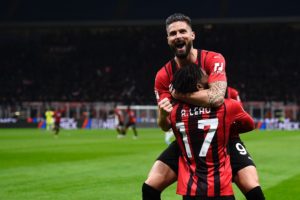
[227, 100, 254, 135]
[203, 51, 227, 84]
[227, 87, 243, 106]
[154, 68, 172, 104]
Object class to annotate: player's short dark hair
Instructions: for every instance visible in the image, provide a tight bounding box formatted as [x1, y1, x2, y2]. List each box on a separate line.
[165, 13, 192, 29]
[172, 64, 202, 94]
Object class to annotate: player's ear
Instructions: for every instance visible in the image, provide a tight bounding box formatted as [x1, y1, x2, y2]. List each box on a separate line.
[167, 35, 172, 45]
[191, 31, 195, 40]
[166, 27, 172, 45]
[196, 83, 204, 91]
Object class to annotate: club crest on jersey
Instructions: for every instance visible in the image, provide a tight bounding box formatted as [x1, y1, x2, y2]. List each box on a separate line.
[181, 107, 211, 117]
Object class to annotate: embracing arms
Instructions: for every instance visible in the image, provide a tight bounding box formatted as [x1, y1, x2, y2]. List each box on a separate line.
[172, 81, 227, 107]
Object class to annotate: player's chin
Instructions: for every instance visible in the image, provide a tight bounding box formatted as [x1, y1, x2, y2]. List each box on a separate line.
[175, 50, 188, 59]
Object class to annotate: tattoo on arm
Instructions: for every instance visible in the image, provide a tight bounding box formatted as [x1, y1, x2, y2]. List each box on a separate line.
[207, 81, 227, 107]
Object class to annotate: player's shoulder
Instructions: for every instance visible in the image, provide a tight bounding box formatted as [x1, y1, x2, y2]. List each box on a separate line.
[201, 49, 223, 56]
[227, 87, 241, 101]
[228, 87, 238, 94]
[155, 60, 172, 79]
[224, 99, 240, 106]
[201, 49, 224, 60]
[224, 99, 244, 114]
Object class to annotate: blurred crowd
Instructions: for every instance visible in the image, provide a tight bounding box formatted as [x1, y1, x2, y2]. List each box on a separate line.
[0, 22, 299, 105]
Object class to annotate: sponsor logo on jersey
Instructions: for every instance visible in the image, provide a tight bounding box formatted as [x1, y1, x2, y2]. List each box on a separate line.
[214, 62, 224, 73]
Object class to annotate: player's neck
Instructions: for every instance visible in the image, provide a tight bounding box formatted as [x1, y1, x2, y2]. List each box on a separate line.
[175, 48, 197, 67]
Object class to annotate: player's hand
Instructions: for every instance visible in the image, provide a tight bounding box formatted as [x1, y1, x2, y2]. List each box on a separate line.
[158, 98, 173, 116]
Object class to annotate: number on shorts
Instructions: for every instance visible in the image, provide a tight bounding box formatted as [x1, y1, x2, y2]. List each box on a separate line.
[235, 143, 247, 155]
[176, 118, 218, 158]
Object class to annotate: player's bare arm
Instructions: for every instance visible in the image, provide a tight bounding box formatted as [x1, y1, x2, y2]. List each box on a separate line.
[157, 98, 172, 131]
[172, 81, 227, 107]
[207, 81, 227, 107]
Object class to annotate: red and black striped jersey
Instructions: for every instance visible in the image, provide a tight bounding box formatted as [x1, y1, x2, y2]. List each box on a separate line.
[126, 109, 136, 123]
[170, 99, 254, 197]
[54, 110, 62, 123]
[154, 49, 226, 104]
[114, 108, 124, 123]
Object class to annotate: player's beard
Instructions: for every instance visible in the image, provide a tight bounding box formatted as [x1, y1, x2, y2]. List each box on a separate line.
[170, 40, 192, 59]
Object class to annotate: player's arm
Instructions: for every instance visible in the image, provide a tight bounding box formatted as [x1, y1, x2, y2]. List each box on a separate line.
[232, 113, 254, 134]
[157, 98, 172, 131]
[230, 101, 255, 134]
[172, 81, 227, 107]
[154, 71, 172, 131]
[172, 52, 227, 107]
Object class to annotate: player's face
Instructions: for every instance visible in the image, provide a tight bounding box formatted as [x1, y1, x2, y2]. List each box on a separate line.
[167, 21, 195, 59]
[197, 81, 208, 91]
[197, 71, 208, 90]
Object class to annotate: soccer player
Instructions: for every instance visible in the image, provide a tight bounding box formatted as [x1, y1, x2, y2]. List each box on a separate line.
[114, 106, 125, 138]
[142, 13, 265, 200]
[53, 109, 62, 136]
[225, 86, 262, 197]
[124, 106, 138, 139]
[45, 108, 54, 131]
[166, 63, 255, 199]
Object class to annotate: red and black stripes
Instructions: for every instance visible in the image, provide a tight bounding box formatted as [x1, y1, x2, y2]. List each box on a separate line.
[209, 108, 221, 196]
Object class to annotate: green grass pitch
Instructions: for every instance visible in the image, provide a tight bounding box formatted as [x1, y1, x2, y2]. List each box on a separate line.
[1, 128, 300, 200]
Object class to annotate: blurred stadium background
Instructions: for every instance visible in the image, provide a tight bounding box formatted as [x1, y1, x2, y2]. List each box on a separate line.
[0, 0, 300, 199]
